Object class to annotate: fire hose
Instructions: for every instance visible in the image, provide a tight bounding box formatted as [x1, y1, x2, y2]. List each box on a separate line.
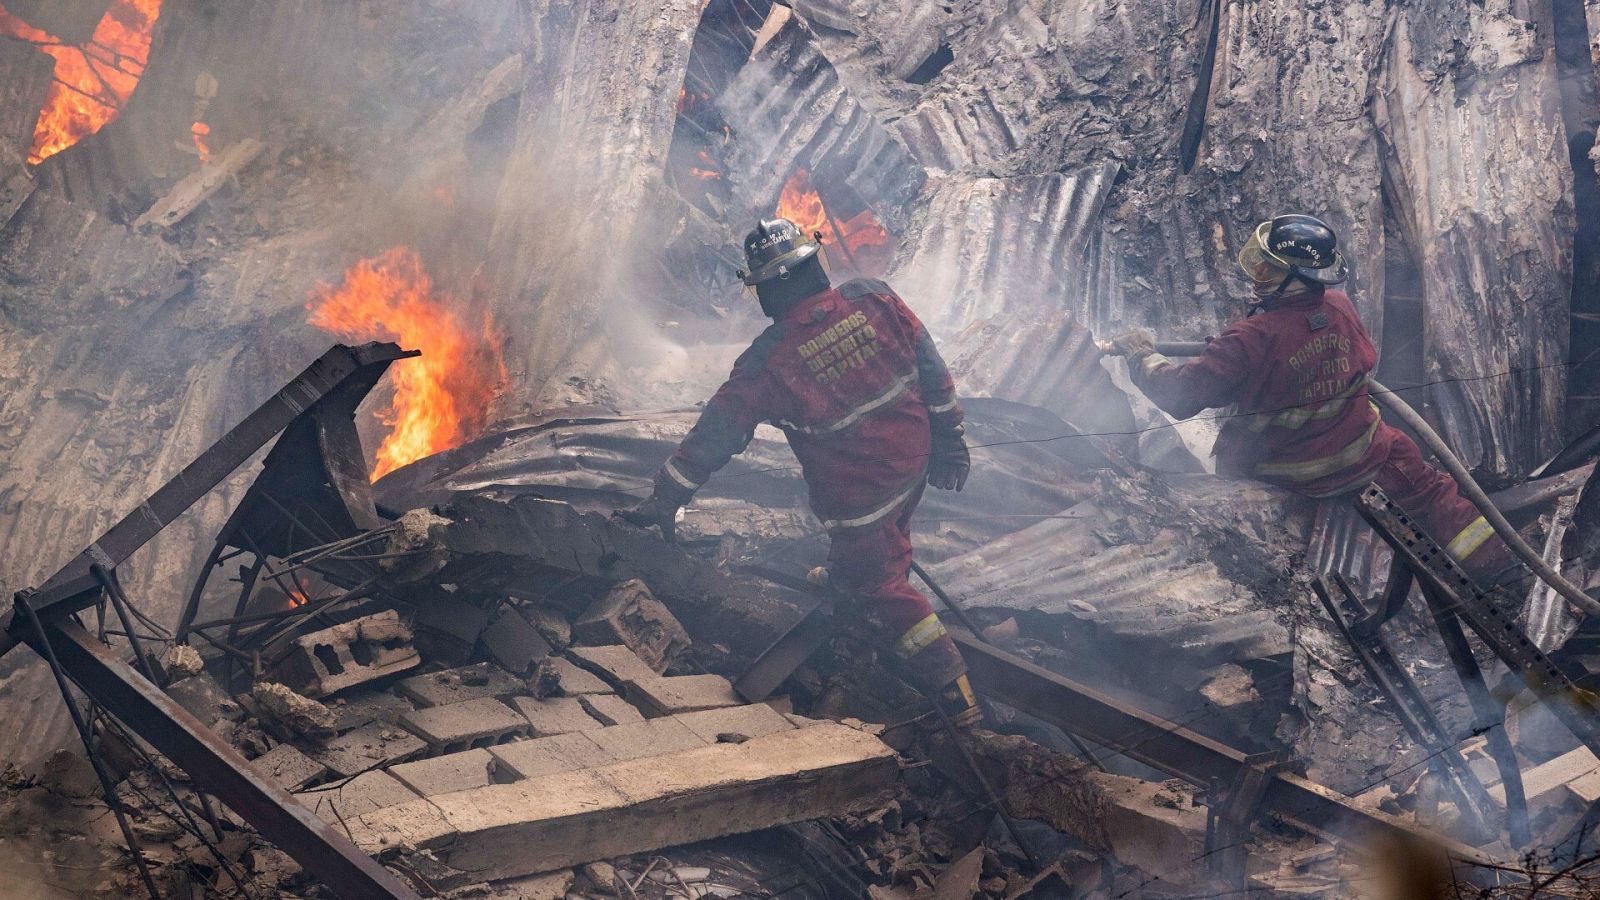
[1099, 339, 1600, 619]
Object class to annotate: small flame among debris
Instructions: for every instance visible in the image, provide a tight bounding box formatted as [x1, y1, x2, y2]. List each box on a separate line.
[190, 121, 211, 163]
[0, 0, 163, 164]
[776, 168, 894, 278]
[307, 248, 507, 480]
[286, 588, 310, 608]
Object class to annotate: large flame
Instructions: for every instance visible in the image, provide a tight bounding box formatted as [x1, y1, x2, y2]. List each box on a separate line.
[776, 168, 893, 278]
[307, 248, 506, 480]
[0, 0, 162, 164]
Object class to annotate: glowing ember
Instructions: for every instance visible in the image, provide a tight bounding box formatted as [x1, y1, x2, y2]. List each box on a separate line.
[0, 0, 163, 164]
[287, 588, 310, 608]
[690, 167, 722, 180]
[307, 248, 506, 480]
[776, 168, 894, 277]
[190, 121, 211, 163]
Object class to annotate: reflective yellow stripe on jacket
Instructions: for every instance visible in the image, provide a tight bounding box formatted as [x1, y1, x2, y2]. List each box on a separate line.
[1254, 409, 1381, 483]
[1248, 375, 1370, 433]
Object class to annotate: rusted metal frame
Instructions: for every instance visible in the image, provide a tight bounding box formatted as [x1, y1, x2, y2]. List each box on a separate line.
[91, 564, 160, 684]
[1417, 581, 1531, 848]
[222, 554, 266, 688]
[1312, 575, 1497, 843]
[1352, 485, 1600, 853]
[176, 536, 231, 643]
[14, 597, 162, 900]
[233, 579, 385, 659]
[952, 631, 1496, 864]
[1349, 558, 1413, 639]
[1353, 486, 1600, 753]
[193, 576, 384, 634]
[233, 526, 339, 626]
[23, 343, 414, 615]
[18, 614, 421, 899]
[1205, 750, 1292, 887]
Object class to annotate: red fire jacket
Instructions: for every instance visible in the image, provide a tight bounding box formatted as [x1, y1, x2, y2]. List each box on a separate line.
[653, 279, 962, 525]
[1130, 289, 1392, 498]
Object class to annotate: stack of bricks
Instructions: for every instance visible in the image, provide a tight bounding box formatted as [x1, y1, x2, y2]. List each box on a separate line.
[265, 643, 897, 887]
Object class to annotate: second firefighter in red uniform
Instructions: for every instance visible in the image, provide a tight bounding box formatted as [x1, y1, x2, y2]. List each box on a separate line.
[1110, 214, 1515, 585]
[622, 218, 980, 722]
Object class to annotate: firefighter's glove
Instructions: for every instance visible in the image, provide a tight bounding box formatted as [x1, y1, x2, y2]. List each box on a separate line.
[1106, 328, 1156, 360]
[928, 426, 971, 492]
[616, 494, 681, 543]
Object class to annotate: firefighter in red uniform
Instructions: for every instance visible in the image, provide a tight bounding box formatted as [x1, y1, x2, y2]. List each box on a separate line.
[1107, 214, 1515, 585]
[621, 218, 981, 723]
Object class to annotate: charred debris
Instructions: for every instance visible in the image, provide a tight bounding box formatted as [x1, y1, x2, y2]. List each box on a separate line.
[3, 1, 1600, 899]
[4, 340, 1600, 899]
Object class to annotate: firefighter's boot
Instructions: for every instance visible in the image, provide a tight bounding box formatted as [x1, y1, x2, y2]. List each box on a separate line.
[936, 673, 982, 728]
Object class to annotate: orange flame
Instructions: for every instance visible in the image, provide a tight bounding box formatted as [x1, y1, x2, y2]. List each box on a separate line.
[190, 121, 211, 163]
[307, 248, 507, 480]
[0, 0, 162, 164]
[776, 168, 894, 277]
[287, 588, 310, 608]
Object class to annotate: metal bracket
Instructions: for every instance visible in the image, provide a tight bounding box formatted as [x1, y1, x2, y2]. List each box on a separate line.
[1205, 749, 1292, 886]
[1353, 485, 1600, 755]
[1, 343, 421, 900]
[1313, 574, 1497, 843]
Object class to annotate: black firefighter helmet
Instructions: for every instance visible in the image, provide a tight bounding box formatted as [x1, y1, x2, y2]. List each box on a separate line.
[739, 217, 822, 285]
[1237, 214, 1349, 286]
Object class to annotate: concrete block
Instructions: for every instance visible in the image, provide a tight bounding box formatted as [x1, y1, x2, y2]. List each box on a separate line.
[390, 748, 497, 796]
[573, 580, 689, 672]
[251, 743, 329, 791]
[165, 673, 243, 727]
[328, 690, 416, 734]
[579, 693, 646, 726]
[271, 610, 420, 699]
[397, 662, 524, 708]
[414, 595, 492, 664]
[584, 717, 706, 762]
[511, 696, 605, 736]
[252, 682, 337, 740]
[301, 770, 418, 823]
[523, 605, 572, 649]
[346, 722, 899, 882]
[482, 606, 553, 675]
[565, 645, 658, 688]
[625, 674, 742, 717]
[307, 722, 427, 777]
[549, 657, 612, 696]
[400, 697, 530, 754]
[489, 733, 612, 780]
[674, 704, 795, 744]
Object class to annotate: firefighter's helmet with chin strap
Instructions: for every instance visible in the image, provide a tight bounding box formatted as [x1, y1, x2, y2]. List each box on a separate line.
[1237, 214, 1349, 296]
[738, 218, 822, 285]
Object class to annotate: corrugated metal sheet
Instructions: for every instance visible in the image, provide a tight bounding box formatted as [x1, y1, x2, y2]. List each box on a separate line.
[926, 500, 1291, 679]
[374, 400, 1101, 565]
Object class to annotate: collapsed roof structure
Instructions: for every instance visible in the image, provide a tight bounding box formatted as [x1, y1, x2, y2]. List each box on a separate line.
[1, 0, 1600, 898]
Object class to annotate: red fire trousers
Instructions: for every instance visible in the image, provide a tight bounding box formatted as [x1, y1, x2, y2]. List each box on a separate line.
[825, 481, 965, 693]
[1369, 428, 1517, 588]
